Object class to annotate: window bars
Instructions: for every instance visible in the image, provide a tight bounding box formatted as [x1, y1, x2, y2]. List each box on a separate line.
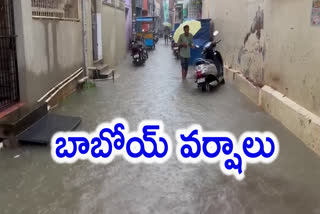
[0, 0, 20, 110]
[31, 0, 80, 21]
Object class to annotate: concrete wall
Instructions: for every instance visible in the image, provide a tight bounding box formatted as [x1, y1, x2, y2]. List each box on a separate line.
[202, 0, 320, 117]
[155, 1, 161, 17]
[14, 0, 83, 103]
[98, 2, 127, 67]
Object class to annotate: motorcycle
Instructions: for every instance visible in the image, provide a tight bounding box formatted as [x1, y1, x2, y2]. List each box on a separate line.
[154, 35, 159, 44]
[171, 37, 175, 49]
[131, 40, 148, 66]
[172, 43, 180, 59]
[194, 31, 225, 92]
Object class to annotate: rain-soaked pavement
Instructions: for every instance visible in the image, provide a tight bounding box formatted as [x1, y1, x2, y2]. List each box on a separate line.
[1, 40, 320, 214]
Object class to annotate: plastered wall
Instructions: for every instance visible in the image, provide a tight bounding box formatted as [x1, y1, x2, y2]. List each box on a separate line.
[203, 0, 320, 116]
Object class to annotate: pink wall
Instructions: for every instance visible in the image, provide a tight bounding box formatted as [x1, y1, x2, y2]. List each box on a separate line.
[143, 0, 148, 11]
[125, 0, 132, 49]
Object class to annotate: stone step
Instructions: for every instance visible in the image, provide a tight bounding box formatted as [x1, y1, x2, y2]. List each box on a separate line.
[100, 69, 115, 77]
[93, 68, 116, 80]
[88, 64, 109, 72]
[0, 102, 48, 144]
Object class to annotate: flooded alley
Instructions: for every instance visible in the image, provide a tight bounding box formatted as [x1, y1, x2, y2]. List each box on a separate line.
[1, 41, 320, 214]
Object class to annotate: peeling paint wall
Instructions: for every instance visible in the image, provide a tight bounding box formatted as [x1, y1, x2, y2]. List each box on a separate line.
[202, 0, 320, 116]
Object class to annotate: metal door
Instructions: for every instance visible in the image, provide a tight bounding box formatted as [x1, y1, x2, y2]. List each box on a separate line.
[0, 0, 19, 110]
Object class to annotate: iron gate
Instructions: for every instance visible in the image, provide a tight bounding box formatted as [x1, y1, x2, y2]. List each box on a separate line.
[0, 0, 19, 110]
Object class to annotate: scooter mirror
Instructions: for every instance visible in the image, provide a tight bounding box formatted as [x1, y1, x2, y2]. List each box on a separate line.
[213, 30, 219, 37]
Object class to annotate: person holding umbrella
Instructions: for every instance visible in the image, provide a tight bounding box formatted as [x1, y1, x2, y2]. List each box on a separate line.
[177, 25, 195, 80]
[174, 20, 201, 80]
[163, 23, 172, 45]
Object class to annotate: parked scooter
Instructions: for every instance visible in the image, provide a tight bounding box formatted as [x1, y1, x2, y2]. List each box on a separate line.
[194, 31, 225, 92]
[172, 43, 180, 59]
[131, 40, 148, 66]
[154, 35, 159, 44]
[171, 37, 175, 49]
[170, 34, 179, 59]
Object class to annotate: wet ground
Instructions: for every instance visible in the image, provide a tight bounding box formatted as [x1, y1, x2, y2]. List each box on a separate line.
[1, 40, 320, 214]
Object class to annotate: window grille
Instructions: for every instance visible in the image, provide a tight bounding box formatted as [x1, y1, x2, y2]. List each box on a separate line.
[31, 0, 80, 20]
[0, 0, 20, 110]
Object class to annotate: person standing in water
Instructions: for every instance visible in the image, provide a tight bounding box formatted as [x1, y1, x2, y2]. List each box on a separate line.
[177, 25, 194, 80]
[164, 27, 170, 45]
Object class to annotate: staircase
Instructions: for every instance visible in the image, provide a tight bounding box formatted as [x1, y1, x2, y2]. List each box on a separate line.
[88, 62, 116, 81]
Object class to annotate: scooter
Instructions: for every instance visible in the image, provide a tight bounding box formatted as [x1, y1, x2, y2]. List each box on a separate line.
[171, 37, 175, 49]
[194, 31, 225, 92]
[172, 43, 180, 59]
[131, 40, 148, 66]
[154, 35, 159, 44]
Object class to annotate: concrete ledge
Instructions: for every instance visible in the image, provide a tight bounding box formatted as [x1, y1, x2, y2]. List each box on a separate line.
[224, 66, 320, 156]
[224, 67, 261, 106]
[261, 86, 320, 156]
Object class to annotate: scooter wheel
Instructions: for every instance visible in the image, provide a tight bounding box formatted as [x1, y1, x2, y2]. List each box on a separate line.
[202, 82, 210, 92]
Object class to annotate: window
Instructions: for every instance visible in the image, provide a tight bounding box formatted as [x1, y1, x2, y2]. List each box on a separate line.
[103, 0, 125, 10]
[118, 0, 125, 10]
[31, 0, 79, 20]
[103, 0, 114, 6]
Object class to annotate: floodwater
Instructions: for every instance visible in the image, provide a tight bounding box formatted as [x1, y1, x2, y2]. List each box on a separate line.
[1, 40, 320, 214]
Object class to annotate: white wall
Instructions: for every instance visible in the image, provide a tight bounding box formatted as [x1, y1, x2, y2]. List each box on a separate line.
[101, 4, 127, 67]
[14, 0, 83, 103]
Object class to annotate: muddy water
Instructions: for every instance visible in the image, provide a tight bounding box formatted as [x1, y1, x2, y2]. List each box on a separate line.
[1, 41, 320, 214]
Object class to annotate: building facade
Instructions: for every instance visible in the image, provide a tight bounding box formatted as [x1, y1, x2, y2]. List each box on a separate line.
[125, 0, 132, 48]
[142, 0, 148, 16]
[169, 0, 175, 25]
[174, 0, 184, 24]
[148, 0, 154, 16]
[12, 0, 83, 105]
[163, 0, 169, 22]
[135, 0, 143, 17]
[0, 0, 128, 110]
[155, 0, 161, 17]
[187, 0, 202, 19]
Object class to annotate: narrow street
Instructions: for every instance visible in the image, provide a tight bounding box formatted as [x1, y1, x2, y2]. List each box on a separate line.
[1, 40, 320, 214]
